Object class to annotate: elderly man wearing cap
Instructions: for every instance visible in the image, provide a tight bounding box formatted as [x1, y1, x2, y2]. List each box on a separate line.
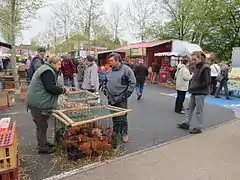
[29, 47, 46, 80]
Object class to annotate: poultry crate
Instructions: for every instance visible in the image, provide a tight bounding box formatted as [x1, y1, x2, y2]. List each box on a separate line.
[0, 121, 18, 172]
[58, 95, 90, 110]
[52, 106, 131, 160]
[66, 90, 98, 102]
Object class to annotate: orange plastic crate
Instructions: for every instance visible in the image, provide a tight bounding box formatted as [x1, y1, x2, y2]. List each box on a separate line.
[0, 122, 18, 172]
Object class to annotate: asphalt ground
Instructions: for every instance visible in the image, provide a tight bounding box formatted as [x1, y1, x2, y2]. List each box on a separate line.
[0, 84, 235, 179]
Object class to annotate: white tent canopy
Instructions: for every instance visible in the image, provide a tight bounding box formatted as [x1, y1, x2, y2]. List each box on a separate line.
[155, 40, 202, 57]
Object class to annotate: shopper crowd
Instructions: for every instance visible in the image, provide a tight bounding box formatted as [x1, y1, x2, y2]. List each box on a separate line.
[25, 47, 231, 154]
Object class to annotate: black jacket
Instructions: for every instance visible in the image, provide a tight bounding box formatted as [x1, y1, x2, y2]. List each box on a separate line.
[189, 62, 211, 95]
[40, 70, 65, 95]
[134, 64, 149, 82]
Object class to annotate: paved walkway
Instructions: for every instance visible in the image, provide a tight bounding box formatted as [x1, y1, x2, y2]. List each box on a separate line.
[63, 119, 240, 180]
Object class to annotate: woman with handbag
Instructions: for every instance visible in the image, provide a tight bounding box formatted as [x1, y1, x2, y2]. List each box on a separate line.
[174, 57, 192, 114]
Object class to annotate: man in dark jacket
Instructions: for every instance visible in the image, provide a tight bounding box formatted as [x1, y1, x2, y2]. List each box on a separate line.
[177, 51, 211, 134]
[134, 59, 148, 100]
[61, 58, 76, 87]
[29, 47, 46, 80]
[151, 60, 160, 83]
[104, 53, 136, 143]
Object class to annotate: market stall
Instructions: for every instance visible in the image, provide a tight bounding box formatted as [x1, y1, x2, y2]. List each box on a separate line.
[97, 50, 126, 67]
[155, 40, 202, 87]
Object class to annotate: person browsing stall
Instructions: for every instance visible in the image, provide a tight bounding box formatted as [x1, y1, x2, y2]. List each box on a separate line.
[26, 55, 70, 154]
[103, 53, 136, 143]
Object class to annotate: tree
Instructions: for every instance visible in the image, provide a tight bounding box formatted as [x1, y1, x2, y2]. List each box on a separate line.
[147, 0, 240, 60]
[108, 1, 123, 47]
[73, 0, 105, 51]
[51, 0, 75, 52]
[0, 0, 43, 82]
[125, 0, 159, 42]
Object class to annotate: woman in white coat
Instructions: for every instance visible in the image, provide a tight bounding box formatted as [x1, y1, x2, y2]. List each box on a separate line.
[174, 57, 192, 114]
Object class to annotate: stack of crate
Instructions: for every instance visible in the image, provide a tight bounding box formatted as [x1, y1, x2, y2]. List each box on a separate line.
[20, 81, 28, 101]
[0, 121, 18, 180]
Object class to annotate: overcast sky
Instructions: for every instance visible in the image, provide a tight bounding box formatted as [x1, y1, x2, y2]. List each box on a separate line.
[20, 0, 134, 45]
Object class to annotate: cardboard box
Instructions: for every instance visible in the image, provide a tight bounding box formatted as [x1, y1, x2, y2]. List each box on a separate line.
[7, 92, 15, 107]
[0, 92, 8, 110]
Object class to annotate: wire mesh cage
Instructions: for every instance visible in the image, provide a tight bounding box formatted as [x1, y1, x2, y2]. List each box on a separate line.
[67, 90, 98, 102]
[52, 106, 131, 160]
[58, 95, 90, 110]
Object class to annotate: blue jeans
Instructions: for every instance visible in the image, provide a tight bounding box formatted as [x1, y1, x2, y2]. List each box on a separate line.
[63, 76, 74, 87]
[136, 82, 144, 96]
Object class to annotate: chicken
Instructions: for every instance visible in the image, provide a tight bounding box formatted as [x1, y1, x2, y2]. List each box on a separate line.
[78, 141, 92, 156]
[76, 134, 90, 142]
[91, 128, 103, 139]
[80, 127, 92, 136]
[91, 135, 111, 156]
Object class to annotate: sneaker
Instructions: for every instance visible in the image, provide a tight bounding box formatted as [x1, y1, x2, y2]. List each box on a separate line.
[122, 135, 129, 143]
[226, 97, 233, 100]
[175, 110, 185, 114]
[177, 123, 189, 130]
[38, 146, 56, 154]
[189, 128, 202, 134]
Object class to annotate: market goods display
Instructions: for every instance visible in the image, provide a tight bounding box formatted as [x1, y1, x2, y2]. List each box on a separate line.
[56, 121, 116, 160]
[58, 95, 89, 110]
[66, 90, 98, 102]
[52, 106, 131, 160]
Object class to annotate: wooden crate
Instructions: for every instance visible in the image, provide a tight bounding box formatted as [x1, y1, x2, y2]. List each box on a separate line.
[0, 92, 8, 110]
[66, 90, 98, 102]
[6, 90, 15, 107]
[20, 82, 28, 101]
[52, 106, 131, 158]
[0, 122, 18, 172]
[52, 105, 132, 127]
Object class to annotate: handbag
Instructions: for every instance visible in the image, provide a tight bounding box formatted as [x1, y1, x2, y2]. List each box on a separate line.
[216, 71, 224, 82]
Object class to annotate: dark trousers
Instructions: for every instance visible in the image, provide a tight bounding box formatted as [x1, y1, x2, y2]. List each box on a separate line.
[211, 77, 217, 95]
[30, 108, 50, 147]
[63, 76, 74, 87]
[26, 69, 31, 84]
[111, 99, 128, 136]
[136, 80, 144, 96]
[175, 90, 187, 113]
[215, 80, 229, 98]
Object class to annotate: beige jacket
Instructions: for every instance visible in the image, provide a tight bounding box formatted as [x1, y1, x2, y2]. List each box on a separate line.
[175, 64, 192, 91]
